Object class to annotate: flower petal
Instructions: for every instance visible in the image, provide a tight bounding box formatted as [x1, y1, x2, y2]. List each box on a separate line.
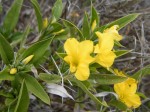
[124, 78, 137, 94]
[75, 63, 90, 81]
[64, 38, 79, 55]
[123, 94, 141, 108]
[95, 32, 114, 53]
[104, 25, 122, 41]
[114, 82, 126, 97]
[94, 44, 100, 53]
[79, 40, 93, 57]
[95, 51, 116, 68]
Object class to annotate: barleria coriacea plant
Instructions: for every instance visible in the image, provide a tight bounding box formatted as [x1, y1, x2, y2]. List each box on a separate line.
[0, 0, 148, 111]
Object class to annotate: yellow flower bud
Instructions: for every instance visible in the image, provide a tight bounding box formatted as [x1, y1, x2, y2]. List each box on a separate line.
[10, 68, 17, 75]
[43, 18, 48, 29]
[91, 20, 96, 31]
[22, 55, 34, 64]
[53, 29, 65, 35]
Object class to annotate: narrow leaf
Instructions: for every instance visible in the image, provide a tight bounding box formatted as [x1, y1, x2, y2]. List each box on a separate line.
[20, 25, 31, 48]
[14, 80, 29, 112]
[50, 22, 63, 33]
[90, 6, 99, 26]
[30, 0, 43, 32]
[99, 13, 139, 32]
[22, 74, 50, 104]
[52, 0, 63, 21]
[3, 0, 23, 32]
[114, 50, 132, 57]
[62, 19, 84, 40]
[82, 12, 90, 39]
[114, 40, 125, 48]
[56, 52, 66, 59]
[132, 65, 150, 80]
[0, 33, 14, 64]
[20, 37, 53, 65]
[89, 74, 127, 85]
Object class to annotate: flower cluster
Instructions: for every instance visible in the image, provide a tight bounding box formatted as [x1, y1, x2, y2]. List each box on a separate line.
[114, 69, 141, 108]
[63, 25, 122, 81]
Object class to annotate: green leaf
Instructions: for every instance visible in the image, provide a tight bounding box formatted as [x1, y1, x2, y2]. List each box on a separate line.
[132, 65, 150, 80]
[89, 74, 127, 85]
[3, 0, 23, 32]
[137, 92, 147, 99]
[20, 37, 53, 65]
[0, 33, 14, 64]
[0, 68, 15, 81]
[99, 13, 139, 32]
[114, 40, 125, 48]
[30, 0, 43, 32]
[72, 79, 108, 107]
[62, 19, 84, 40]
[10, 32, 24, 47]
[39, 73, 61, 83]
[56, 52, 66, 60]
[114, 50, 132, 57]
[20, 25, 31, 48]
[90, 6, 99, 26]
[82, 12, 90, 39]
[109, 100, 127, 111]
[52, 0, 63, 21]
[22, 74, 50, 104]
[14, 80, 29, 112]
[50, 22, 63, 33]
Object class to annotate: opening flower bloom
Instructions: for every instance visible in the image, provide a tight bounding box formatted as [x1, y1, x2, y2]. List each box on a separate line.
[114, 69, 141, 108]
[64, 38, 94, 81]
[94, 25, 122, 68]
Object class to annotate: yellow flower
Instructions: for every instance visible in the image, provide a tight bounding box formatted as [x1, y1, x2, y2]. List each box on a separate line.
[22, 55, 34, 64]
[64, 38, 94, 81]
[104, 25, 122, 41]
[94, 25, 122, 68]
[94, 31, 116, 68]
[94, 32, 114, 53]
[114, 69, 141, 108]
[94, 51, 116, 68]
[10, 68, 17, 75]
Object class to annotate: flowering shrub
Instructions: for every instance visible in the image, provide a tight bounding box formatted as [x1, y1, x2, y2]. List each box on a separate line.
[0, 0, 147, 111]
